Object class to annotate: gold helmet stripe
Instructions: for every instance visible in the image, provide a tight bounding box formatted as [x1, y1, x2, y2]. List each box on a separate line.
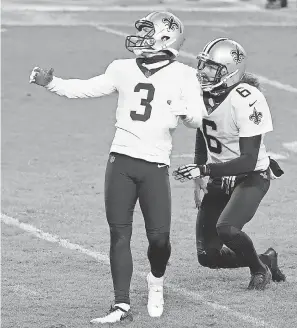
[203, 37, 229, 54]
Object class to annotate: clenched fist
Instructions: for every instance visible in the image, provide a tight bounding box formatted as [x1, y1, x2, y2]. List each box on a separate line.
[29, 67, 54, 86]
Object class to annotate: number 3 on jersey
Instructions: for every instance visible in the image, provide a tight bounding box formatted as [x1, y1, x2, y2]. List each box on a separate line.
[130, 83, 155, 122]
[202, 119, 222, 154]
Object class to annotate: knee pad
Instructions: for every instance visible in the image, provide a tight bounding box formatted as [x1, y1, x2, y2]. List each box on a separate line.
[216, 225, 240, 243]
[197, 249, 221, 269]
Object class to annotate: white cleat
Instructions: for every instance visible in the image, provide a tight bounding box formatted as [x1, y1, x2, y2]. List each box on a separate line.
[90, 304, 132, 324]
[147, 272, 164, 318]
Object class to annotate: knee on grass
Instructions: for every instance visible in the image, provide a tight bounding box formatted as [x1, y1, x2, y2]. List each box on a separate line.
[197, 249, 221, 269]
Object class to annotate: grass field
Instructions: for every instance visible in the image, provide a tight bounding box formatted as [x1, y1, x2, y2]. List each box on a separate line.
[1, 1, 297, 328]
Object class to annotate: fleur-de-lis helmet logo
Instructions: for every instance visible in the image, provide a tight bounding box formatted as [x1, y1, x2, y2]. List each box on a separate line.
[162, 16, 180, 32]
[230, 46, 245, 64]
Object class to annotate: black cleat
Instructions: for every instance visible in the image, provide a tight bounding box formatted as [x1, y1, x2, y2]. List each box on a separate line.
[260, 248, 286, 282]
[248, 265, 272, 290]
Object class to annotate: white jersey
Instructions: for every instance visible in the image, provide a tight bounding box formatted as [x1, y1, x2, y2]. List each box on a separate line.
[46, 59, 205, 165]
[202, 83, 273, 171]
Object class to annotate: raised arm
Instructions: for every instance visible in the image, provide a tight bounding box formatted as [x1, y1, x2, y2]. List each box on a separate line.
[29, 63, 117, 99]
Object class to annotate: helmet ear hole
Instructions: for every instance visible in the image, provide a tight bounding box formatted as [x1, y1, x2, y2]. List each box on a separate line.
[161, 36, 170, 41]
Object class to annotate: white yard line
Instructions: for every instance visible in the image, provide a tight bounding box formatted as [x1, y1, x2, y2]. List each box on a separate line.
[172, 152, 288, 160]
[2, 4, 261, 12]
[266, 152, 288, 160]
[1, 213, 275, 328]
[94, 25, 297, 94]
[283, 141, 297, 153]
[180, 21, 296, 27]
[3, 21, 296, 28]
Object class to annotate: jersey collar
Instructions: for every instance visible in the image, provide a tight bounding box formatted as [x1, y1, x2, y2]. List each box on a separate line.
[136, 58, 175, 78]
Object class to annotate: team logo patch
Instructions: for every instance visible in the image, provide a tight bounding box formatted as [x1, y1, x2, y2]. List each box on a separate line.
[230, 46, 245, 64]
[260, 171, 269, 180]
[249, 108, 263, 125]
[109, 155, 115, 163]
[162, 16, 180, 32]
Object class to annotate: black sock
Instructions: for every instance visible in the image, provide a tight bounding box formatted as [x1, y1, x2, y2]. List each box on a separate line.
[110, 225, 133, 304]
[217, 246, 247, 268]
[147, 234, 171, 278]
[223, 231, 266, 274]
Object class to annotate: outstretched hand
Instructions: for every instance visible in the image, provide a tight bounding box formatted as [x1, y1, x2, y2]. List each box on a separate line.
[29, 67, 54, 86]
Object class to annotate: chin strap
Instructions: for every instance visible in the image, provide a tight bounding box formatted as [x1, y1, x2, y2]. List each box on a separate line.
[201, 69, 239, 93]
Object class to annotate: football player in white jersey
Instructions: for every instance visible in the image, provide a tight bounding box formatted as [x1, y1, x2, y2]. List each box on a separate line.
[29, 12, 205, 323]
[173, 38, 286, 290]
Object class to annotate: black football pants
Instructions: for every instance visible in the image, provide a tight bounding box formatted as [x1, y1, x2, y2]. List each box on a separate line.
[196, 171, 270, 272]
[105, 152, 171, 304]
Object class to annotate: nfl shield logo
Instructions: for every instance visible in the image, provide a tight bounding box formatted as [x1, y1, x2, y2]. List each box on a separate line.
[145, 70, 151, 78]
[109, 155, 115, 163]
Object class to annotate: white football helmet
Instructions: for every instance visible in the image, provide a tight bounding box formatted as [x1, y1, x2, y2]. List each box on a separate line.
[125, 11, 185, 57]
[196, 38, 247, 94]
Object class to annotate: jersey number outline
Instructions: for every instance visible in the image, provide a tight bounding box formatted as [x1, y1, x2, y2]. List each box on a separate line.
[130, 83, 155, 122]
[202, 119, 222, 154]
[235, 86, 251, 98]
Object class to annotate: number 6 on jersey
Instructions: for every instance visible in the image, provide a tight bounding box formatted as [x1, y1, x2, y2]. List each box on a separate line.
[202, 118, 222, 154]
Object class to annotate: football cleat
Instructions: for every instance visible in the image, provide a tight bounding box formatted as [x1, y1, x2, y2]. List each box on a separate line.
[90, 304, 133, 324]
[248, 265, 272, 291]
[260, 247, 286, 282]
[147, 273, 164, 317]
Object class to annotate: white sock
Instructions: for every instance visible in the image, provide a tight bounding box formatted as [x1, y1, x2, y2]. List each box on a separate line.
[148, 272, 164, 286]
[114, 303, 130, 312]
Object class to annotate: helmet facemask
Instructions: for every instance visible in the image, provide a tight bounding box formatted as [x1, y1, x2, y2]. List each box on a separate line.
[125, 20, 157, 56]
[196, 53, 239, 95]
[125, 12, 185, 57]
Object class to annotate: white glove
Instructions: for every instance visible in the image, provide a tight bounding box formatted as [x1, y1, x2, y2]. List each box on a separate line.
[194, 177, 208, 209]
[29, 67, 54, 86]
